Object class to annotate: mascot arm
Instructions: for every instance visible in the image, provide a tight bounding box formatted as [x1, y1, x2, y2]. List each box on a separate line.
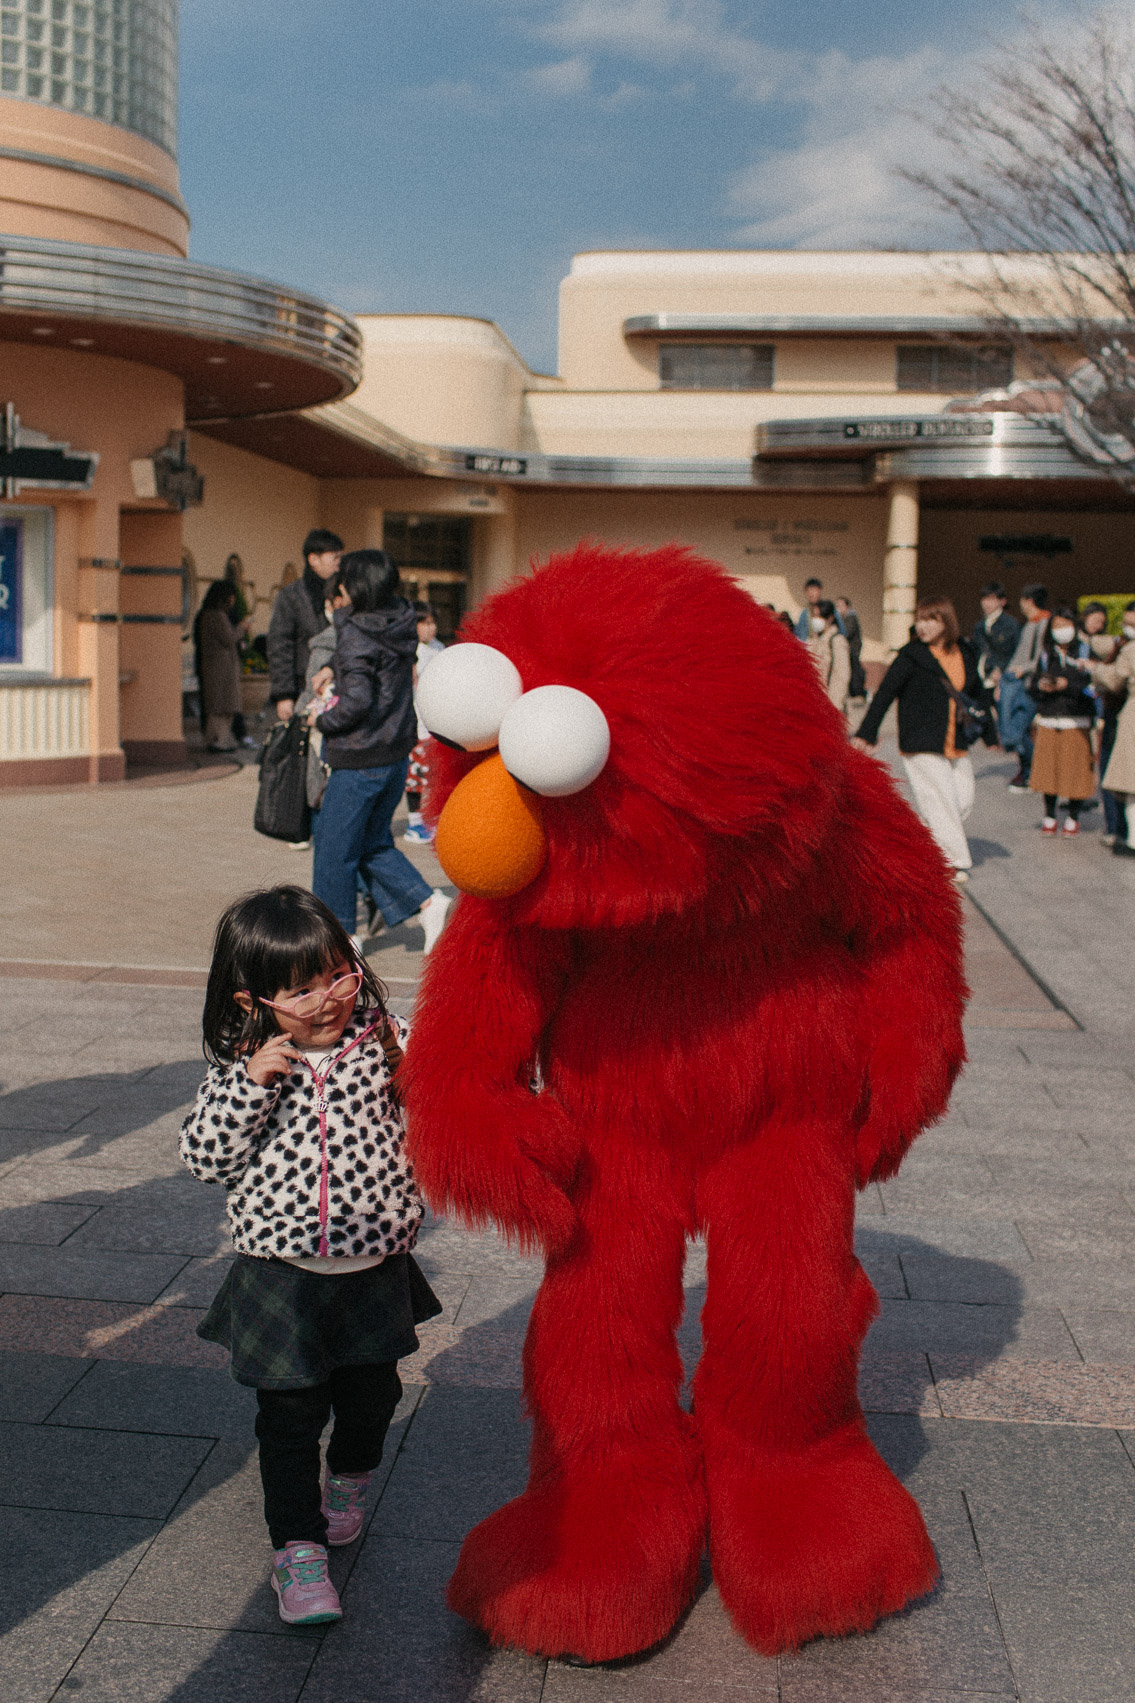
[401, 899, 579, 1255]
[837, 751, 968, 1186]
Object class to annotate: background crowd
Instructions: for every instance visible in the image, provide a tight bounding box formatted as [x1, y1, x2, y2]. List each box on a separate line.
[194, 544, 1135, 921]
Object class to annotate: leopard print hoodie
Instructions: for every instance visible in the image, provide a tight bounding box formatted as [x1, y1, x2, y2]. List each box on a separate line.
[179, 1012, 422, 1261]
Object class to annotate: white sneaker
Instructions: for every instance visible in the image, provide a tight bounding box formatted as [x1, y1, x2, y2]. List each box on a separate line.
[952, 869, 970, 884]
[418, 889, 451, 954]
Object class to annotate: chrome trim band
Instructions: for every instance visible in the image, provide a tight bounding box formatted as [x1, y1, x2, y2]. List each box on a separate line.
[0, 235, 362, 389]
[624, 313, 1115, 338]
[0, 145, 188, 217]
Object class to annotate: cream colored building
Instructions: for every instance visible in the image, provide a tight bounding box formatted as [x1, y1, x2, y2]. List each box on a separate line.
[187, 248, 1135, 692]
[2, 0, 1132, 785]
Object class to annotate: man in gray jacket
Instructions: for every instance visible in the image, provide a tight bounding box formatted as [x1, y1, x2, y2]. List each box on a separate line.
[267, 529, 343, 721]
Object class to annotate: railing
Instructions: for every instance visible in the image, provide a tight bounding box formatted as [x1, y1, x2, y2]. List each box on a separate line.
[0, 235, 363, 391]
[0, 679, 90, 762]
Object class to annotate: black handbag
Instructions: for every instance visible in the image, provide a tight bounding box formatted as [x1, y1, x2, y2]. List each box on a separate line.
[254, 716, 312, 843]
[936, 667, 997, 747]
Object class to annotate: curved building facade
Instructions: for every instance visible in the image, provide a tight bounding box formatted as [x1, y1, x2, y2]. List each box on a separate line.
[0, 1, 363, 783]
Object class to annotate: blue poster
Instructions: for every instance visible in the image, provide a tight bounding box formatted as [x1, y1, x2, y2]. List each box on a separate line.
[0, 522, 21, 663]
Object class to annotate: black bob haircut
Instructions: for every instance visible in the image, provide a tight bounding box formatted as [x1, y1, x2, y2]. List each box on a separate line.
[301, 529, 344, 563]
[815, 599, 836, 621]
[340, 549, 401, 613]
[1020, 582, 1049, 608]
[979, 580, 1007, 599]
[201, 886, 387, 1065]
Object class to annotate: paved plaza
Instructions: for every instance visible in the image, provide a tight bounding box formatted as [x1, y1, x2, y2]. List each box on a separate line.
[0, 747, 1133, 1701]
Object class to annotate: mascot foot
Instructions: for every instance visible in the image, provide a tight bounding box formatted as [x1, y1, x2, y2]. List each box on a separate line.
[447, 1462, 706, 1663]
[708, 1427, 938, 1655]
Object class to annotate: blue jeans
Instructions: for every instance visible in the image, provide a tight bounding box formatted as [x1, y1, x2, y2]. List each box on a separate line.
[313, 762, 432, 932]
[999, 675, 1037, 775]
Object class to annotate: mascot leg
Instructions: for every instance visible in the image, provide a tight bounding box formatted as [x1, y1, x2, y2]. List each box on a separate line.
[446, 1143, 706, 1662]
[694, 1131, 938, 1654]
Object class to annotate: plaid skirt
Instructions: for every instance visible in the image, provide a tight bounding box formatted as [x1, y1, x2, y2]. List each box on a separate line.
[198, 1252, 443, 1389]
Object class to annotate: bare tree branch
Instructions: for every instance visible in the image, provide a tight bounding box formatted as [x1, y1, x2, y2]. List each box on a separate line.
[900, 11, 1135, 485]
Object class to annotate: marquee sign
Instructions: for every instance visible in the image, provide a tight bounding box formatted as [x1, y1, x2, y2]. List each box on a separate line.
[1, 404, 98, 498]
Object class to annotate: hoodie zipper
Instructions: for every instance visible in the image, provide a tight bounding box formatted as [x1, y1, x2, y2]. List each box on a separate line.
[298, 1020, 380, 1257]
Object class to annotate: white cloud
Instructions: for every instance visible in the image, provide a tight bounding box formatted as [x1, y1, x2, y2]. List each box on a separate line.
[524, 55, 592, 96]
[533, 0, 795, 100]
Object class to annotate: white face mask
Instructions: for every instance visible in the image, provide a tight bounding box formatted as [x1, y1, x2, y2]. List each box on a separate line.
[1124, 625, 1135, 640]
[1051, 625, 1076, 646]
[811, 616, 827, 634]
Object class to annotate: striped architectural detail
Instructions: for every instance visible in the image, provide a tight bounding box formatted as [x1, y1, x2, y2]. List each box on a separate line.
[0, 679, 90, 760]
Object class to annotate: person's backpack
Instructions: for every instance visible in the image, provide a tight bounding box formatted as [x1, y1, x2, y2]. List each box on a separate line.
[254, 717, 312, 843]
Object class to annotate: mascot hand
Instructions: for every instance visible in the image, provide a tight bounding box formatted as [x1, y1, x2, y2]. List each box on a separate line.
[409, 1092, 580, 1258]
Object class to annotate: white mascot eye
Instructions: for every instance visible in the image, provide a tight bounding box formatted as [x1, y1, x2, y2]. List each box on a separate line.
[497, 685, 611, 797]
[415, 643, 524, 752]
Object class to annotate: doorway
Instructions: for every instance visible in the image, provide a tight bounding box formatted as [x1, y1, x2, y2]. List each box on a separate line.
[383, 514, 470, 641]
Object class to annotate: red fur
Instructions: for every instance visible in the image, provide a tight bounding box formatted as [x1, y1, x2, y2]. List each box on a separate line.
[403, 543, 965, 1661]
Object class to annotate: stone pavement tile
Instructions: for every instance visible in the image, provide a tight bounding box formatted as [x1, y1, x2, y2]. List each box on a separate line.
[301, 1537, 545, 1703]
[0, 1295, 225, 1367]
[867, 1299, 1077, 1361]
[406, 1315, 528, 1389]
[0, 1506, 157, 1703]
[154, 1253, 235, 1307]
[855, 1183, 884, 1216]
[946, 1420, 1135, 1587]
[545, 1676, 767, 1702]
[377, 1386, 530, 1541]
[541, 1579, 777, 1698]
[859, 1216, 1031, 1263]
[778, 1585, 1012, 1698]
[895, 1255, 1019, 1307]
[0, 1160, 186, 1206]
[0, 1199, 98, 1243]
[1015, 1219, 1135, 1260]
[452, 1272, 540, 1329]
[0, 1080, 117, 1132]
[57, 1623, 317, 1703]
[857, 1248, 906, 1299]
[915, 1124, 1091, 1163]
[1061, 1309, 1135, 1363]
[931, 1355, 1135, 1425]
[0, 1243, 188, 1302]
[63, 1193, 227, 1256]
[0, 1348, 92, 1420]
[110, 1393, 422, 1637]
[415, 1216, 543, 1281]
[0, 1419, 210, 1517]
[992, 1584, 1135, 1703]
[859, 1352, 940, 1417]
[48, 1361, 258, 1438]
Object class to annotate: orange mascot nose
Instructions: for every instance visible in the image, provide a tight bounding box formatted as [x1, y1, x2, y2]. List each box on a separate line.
[434, 753, 547, 898]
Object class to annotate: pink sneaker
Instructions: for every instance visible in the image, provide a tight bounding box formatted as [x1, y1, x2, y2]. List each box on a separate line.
[271, 1542, 342, 1624]
[322, 1470, 371, 1546]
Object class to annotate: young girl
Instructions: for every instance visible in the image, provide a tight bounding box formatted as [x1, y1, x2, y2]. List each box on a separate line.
[180, 885, 441, 1626]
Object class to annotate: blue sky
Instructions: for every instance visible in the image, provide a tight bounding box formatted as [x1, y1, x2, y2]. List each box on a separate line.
[179, 0, 1084, 372]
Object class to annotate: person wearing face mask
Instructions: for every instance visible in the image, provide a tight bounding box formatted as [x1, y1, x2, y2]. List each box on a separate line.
[1084, 601, 1135, 858]
[1027, 605, 1096, 836]
[852, 595, 982, 882]
[806, 599, 852, 712]
[1080, 603, 1123, 843]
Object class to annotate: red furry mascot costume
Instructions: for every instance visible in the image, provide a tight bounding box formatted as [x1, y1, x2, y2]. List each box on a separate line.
[401, 543, 966, 1662]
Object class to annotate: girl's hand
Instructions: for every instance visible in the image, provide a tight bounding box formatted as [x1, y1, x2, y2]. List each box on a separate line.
[312, 666, 334, 694]
[246, 1034, 302, 1086]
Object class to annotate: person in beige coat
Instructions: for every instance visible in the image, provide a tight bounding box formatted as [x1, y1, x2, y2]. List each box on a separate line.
[1085, 603, 1135, 859]
[807, 599, 852, 713]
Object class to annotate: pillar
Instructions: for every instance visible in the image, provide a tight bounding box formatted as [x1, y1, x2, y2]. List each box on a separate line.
[882, 479, 919, 657]
[474, 505, 518, 607]
[362, 507, 385, 550]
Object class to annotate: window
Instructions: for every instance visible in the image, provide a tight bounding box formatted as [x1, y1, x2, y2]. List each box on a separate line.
[383, 514, 471, 642]
[659, 344, 774, 391]
[0, 509, 53, 673]
[896, 344, 1013, 393]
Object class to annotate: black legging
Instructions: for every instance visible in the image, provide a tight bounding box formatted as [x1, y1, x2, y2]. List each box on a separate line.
[256, 1361, 402, 1548]
[1044, 795, 1083, 821]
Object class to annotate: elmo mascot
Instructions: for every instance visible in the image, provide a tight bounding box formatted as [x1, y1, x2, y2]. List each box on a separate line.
[402, 542, 966, 1663]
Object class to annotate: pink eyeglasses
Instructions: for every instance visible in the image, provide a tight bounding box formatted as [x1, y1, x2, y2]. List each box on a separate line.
[257, 970, 363, 1020]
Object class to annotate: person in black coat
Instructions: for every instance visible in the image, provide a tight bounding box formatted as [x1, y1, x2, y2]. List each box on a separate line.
[267, 530, 343, 720]
[971, 581, 1021, 690]
[853, 595, 984, 882]
[309, 550, 451, 955]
